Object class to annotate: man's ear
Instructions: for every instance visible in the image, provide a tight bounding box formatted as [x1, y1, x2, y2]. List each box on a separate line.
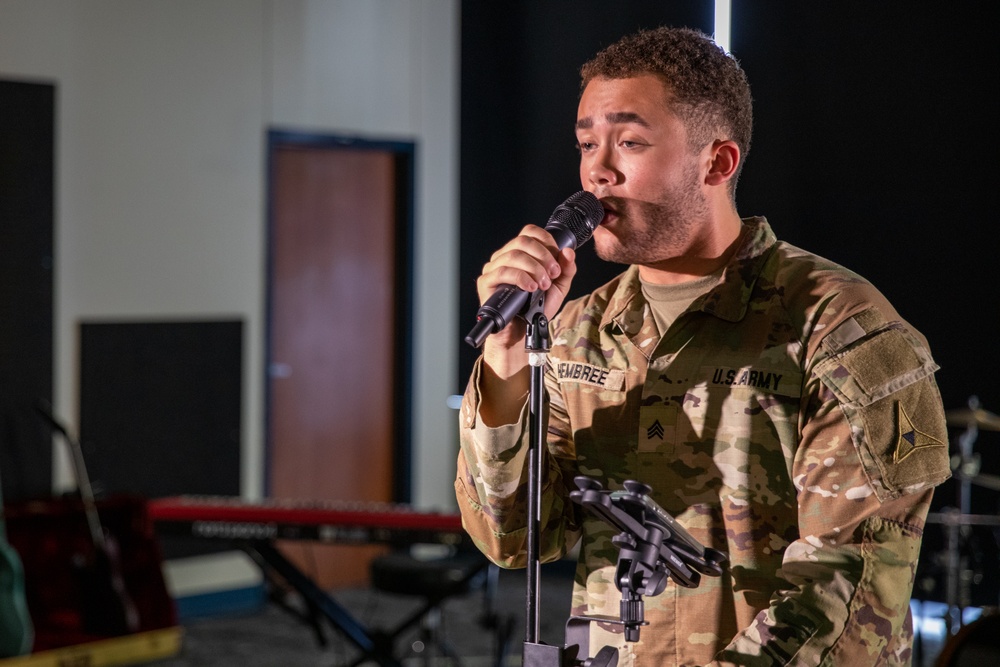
[704, 139, 740, 186]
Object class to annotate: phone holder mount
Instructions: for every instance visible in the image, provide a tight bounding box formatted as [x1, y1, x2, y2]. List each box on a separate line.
[523, 476, 728, 667]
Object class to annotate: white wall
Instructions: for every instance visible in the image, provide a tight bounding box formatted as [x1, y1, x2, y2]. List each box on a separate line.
[0, 0, 460, 511]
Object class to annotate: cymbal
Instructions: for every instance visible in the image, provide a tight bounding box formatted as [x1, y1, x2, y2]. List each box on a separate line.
[973, 473, 1000, 492]
[945, 406, 1000, 431]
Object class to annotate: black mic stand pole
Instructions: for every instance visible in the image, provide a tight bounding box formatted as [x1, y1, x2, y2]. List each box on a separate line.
[521, 293, 622, 667]
[522, 289, 549, 650]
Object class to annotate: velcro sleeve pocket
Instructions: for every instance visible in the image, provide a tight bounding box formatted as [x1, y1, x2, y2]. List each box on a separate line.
[814, 308, 951, 501]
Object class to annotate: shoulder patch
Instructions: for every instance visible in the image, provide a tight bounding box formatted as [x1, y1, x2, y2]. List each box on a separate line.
[894, 402, 947, 463]
[815, 320, 951, 500]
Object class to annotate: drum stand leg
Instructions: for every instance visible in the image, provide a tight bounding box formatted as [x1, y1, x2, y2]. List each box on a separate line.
[943, 396, 983, 638]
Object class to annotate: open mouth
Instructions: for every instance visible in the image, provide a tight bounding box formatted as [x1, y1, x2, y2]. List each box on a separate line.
[598, 197, 622, 224]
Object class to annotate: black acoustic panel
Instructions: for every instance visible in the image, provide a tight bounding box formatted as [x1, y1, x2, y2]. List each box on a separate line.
[729, 2, 999, 423]
[78, 320, 242, 501]
[0, 79, 55, 503]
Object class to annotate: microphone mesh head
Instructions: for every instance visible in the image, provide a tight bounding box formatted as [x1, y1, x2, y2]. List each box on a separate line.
[550, 191, 605, 246]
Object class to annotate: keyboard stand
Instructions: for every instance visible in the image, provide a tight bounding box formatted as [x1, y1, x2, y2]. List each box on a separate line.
[241, 540, 404, 667]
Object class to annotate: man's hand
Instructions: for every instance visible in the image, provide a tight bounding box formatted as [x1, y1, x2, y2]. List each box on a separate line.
[476, 224, 578, 425]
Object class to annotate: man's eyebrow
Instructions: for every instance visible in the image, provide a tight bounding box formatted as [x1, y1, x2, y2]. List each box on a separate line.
[575, 111, 651, 131]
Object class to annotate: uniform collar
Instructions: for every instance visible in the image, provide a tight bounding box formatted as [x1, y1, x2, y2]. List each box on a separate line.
[600, 217, 778, 336]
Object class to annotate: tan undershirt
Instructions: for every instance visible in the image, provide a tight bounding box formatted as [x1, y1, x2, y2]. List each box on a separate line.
[640, 268, 724, 336]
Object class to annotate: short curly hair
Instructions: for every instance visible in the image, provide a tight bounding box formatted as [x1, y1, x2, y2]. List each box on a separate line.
[581, 26, 753, 192]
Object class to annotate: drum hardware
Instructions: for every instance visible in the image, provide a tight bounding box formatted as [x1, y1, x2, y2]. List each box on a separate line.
[971, 473, 1000, 492]
[933, 396, 1000, 638]
[932, 609, 1000, 665]
[927, 511, 1000, 527]
[945, 399, 1000, 432]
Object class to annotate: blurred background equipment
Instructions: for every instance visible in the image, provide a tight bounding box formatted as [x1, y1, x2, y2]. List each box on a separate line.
[914, 396, 1000, 663]
[0, 470, 32, 658]
[2, 407, 179, 664]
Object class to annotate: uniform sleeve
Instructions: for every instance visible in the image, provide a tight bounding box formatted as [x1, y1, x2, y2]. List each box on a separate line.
[711, 307, 951, 666]
[454, 356, 583, 568]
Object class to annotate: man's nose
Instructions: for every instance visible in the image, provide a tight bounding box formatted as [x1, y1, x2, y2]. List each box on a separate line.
[586, 147, 619, 186]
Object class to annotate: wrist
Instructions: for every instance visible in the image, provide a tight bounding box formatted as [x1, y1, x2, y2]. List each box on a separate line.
[482, 336, 530, 380]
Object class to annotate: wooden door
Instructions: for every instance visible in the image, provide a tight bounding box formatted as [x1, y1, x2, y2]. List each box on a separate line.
[267, 137, 404, 588]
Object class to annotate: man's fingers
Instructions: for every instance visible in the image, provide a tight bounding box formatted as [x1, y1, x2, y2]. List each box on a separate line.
[478, 229, 563, 303]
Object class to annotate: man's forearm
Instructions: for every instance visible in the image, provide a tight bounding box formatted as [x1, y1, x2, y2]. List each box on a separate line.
[478, 340, 531, 427]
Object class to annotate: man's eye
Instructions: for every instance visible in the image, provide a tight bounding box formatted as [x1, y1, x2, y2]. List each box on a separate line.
[576, 142, 596, 152]
[620, 140, 640, 148]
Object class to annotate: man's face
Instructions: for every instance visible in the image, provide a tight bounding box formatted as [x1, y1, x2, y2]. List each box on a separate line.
[576, 75, 709, 266]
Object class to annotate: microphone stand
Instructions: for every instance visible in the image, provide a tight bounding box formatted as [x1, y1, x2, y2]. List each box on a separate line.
[469, 284, 576, 665]
[522, 288, 548, 650]
[521, 289, 601, 667]
[508, 289, 727, 667]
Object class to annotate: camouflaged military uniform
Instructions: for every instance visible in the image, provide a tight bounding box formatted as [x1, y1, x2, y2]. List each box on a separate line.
[456, 217, 951, 666]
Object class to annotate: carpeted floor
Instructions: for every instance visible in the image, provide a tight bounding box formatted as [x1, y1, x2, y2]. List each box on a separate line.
[142, 559, 970, 667]
[146, 559, 575, 667]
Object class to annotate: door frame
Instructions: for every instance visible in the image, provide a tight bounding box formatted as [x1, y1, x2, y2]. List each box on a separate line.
[263, 128, 416, 503]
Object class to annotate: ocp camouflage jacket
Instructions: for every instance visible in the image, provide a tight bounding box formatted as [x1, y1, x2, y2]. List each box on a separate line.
[456, 217, 951, 666]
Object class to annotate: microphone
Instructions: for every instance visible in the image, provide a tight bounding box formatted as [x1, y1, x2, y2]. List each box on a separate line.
[465, 190, 605, 348]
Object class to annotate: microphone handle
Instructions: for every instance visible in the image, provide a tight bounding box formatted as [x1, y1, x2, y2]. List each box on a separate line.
[465, 285, 530, 348]
[465, 224, 580, 348]
[465, 191, 602, 348]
